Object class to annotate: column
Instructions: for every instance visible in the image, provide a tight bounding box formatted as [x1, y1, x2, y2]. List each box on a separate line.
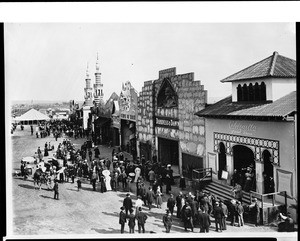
[255, 161, 263, 194]
[178, 142, 182, 176]
[226, 154, 234, 185]
[136, 140, 140, 159]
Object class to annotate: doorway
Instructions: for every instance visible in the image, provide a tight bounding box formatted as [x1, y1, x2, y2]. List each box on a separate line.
[262, 150, 273, 178]
[218, 142, 227, 179]
[158, 137, 179, 167]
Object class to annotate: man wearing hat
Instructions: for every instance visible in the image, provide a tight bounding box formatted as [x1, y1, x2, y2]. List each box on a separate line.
[136, 207, 147, 233]
[183, 203, 194, 232]
[167, 194, 176, 215]
[220, 199, 228, 230]
[236, 200, 244, 227]
[213, 201, 224, 232]
[128, 209, 136, 233]
[123, 193, 133, 217]
[119, 206, 127, 233]
[163, 209, 173, 233]
[250, 198, 260, 227]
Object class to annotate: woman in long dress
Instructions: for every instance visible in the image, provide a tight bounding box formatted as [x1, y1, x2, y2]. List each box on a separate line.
[104, 173, 112, 191]
[156, 186, 163, 208]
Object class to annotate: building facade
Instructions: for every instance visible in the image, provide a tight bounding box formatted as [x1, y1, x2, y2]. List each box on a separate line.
[119, 81, 138, 157]
[196, 52, 297, 205]
[137, 67, 207, 177]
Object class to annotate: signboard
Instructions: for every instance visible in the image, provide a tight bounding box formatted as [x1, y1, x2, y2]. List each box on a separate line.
[277, 169, 293, 198]
[120, 113, 136, 121]
[208, 152, 217, 174]
[229, 121, 257, 136]
[221, 170, 229, 180]
[155, 116, 179, 129]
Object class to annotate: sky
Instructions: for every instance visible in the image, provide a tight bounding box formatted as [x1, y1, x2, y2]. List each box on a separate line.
[3, 4, 297, 104]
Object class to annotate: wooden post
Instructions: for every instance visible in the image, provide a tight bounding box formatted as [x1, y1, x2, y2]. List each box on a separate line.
[284, 191, 287, 214]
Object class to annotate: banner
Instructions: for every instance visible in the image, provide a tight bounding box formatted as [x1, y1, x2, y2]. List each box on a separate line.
[277, 169, 293, 197]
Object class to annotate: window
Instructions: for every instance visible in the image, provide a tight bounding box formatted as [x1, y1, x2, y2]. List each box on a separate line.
[237, 82, 267, 102]
[237, 84, 242, 101]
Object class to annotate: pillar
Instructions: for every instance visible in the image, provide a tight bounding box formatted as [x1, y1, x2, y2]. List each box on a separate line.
[136, 140, 140, 159]
[178, 142, 182, 176]
[255, 161, 263, 194]
[226, 154, 234, 185]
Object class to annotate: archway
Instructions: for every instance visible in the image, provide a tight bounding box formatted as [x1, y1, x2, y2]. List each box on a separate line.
[233, 145, 255, 191]
[262, 150, 273, 178]
[218, 142, 227, 179]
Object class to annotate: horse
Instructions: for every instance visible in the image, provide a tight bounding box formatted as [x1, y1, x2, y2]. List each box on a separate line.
[33, 168, 47, 190]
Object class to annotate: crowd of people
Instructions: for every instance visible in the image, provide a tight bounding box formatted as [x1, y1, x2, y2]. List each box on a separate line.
[16, 121, 295, 234]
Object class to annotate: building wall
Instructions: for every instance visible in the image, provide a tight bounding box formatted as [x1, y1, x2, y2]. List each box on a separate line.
[205, 117, 296, 203]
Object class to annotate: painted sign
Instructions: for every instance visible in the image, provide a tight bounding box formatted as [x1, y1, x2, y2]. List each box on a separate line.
[229, 121, 257, 136]
[120, 113, 136, 121]
[277, 169, 293, 198]
[155, 116, 179, 129]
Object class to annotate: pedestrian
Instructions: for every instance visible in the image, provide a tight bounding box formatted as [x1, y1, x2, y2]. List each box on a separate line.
[30, 125, 33, 135]
[135, 196, 144, 216]
[136, 207, 147, 233]
[183, 203, 194, 232]
[53, 179, 59, 200]
[199, 209, 211, 233]
[156, 186, 163, 208]
[146, 186, 155, 210]
[148, 169, 155, 186]
[123, 193, 133, 217]
[128, 209, 136, 233]
[179, 175, 186, 190]
[119, 206, 127, 234]
[232, 183, 243, 203]
[140, 183, 147, 206]
[190, 195, 199, 224]
[167, 194, 176, 215]
[213, 201, 224, 232]
[91, 171, 97, 191]
[250, 198, 260, 226]
[176, 191, 183, 218]
[236, 201, 244, 227]
[77, 178, 82, 191]
[165, 174, 172, 194]
[163, 209, 173, 233]
[220, 199, 228, 230]
[229, 199, 237, 226]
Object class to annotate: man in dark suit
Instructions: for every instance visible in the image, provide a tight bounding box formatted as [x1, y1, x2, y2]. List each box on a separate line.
[176, 192, 183, 218]
[119, 206, 127, 233]
[136, 207, 147, 233]
[220, 199, 228, 230]
[123, 193, 133, 217]
[128, 209, 136, 233]
[146, 187, 155, 210]
[167, 194, 176, 215]
[199, 209, 211, 233]
[213, 201, 224, 232]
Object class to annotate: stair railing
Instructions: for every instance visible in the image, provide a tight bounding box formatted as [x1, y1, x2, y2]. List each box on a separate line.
[192, 168, 212, 190]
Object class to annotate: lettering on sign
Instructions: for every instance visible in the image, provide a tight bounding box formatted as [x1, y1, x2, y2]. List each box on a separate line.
[120, 113, 135, 121]
[155, 117, 179, 129]
[229, 121, 257, 136]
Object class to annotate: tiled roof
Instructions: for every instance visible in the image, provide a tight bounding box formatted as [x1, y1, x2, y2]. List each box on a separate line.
[195, 91, 296, 118]
[221, 52, 296, 82]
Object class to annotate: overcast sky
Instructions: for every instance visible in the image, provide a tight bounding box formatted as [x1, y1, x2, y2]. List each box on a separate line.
[3, 6, 297, 104]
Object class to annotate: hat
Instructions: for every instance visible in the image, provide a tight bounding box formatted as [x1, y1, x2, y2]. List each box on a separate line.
[120, 206, 125, 210]
[167, 164, 171, 167]
[166, 209, 170, 213]
[253, 198, 257, 201]
[126, 193, 130, 196]
[215, 202, 219, 205]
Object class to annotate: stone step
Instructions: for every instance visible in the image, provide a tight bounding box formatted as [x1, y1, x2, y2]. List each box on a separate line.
[202, 181, 251, 205]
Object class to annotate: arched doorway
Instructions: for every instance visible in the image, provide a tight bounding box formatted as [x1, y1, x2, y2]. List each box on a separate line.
[218, 142, 227, 179]
[233, 145, 256, 191]
[262, 150, 273, 178]
[262, 150, 274, 194]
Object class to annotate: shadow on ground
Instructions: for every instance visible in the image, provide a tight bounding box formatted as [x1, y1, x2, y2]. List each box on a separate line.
[39, 194, 54, 199]
[91, 227, 121, 234]
[101, 211, 119, 218]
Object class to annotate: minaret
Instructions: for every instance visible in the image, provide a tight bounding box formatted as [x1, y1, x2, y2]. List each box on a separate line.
[93, 53, 104, 106]
[84, 63, 93, 107]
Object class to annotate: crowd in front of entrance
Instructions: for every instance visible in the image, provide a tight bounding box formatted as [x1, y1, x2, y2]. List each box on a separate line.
[17, 120, 294, 234]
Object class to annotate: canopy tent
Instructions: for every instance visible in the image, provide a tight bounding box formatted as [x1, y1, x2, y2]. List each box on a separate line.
[14, 108, 50, 125]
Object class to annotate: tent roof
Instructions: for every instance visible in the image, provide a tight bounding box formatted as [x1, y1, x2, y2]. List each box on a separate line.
[15, 108, 50, 121]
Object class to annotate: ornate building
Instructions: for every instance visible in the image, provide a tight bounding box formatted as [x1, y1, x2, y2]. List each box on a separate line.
[137, 67, 207, 176]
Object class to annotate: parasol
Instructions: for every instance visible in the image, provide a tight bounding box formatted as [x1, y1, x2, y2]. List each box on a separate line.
[129, 172, 135, 177]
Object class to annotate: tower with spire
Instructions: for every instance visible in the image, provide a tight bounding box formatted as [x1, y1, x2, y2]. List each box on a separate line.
[93, 53, 104, 106]
[84, 63, 93, 107]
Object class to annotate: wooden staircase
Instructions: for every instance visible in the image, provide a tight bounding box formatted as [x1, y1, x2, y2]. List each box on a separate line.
[202, 181, 251, 205]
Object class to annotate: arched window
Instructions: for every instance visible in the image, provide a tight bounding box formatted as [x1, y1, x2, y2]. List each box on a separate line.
[248, 83, 254, 101]
[237, 84, 242, 101]
[260, 82, 266, 101]
[242, 84, 248, 101]
[254, 82, 260, 101]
